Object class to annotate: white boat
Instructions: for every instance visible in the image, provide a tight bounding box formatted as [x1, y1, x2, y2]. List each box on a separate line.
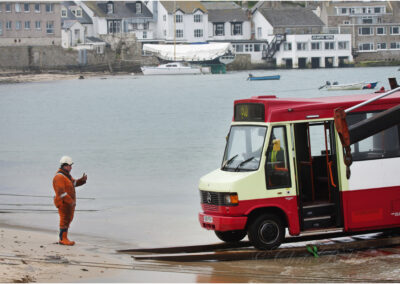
[141, 62, 210, 75]
[320, 81, 378, 91]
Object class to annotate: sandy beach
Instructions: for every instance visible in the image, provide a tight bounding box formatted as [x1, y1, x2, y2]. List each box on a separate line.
[0, 225, 134, 283]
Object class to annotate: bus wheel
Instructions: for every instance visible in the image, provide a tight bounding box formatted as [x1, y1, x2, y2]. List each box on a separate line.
[248, 214, 284, 250]
[215, 230, 247, 243]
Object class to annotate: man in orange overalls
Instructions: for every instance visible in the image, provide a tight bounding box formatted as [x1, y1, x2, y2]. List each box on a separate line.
[53, 156, 87, 246]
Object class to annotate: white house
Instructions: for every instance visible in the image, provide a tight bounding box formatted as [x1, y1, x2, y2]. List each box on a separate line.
[152, 1, 208, 43]
[207, 8, 251, 41]
[79, 1, 156, 41]
[61, 20, 85, 48]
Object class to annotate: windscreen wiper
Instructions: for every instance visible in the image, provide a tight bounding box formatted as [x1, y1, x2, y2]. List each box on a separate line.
[235, 157, 255, 171]
[222, 154, 238, 169]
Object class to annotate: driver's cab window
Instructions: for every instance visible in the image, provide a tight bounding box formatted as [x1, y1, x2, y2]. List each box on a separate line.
[266, 126, 291, 189]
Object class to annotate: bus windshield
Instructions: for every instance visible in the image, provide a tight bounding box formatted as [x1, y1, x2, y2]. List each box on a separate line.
[222, 126, 267, 172]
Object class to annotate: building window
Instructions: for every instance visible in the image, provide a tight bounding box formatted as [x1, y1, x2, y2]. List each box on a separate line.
[340, 8, 347, 14]
[143, 22, 148, 30]
[175, 14, 183, 23]
[194, 14, 202, 23]
[358, 27, 373, 35]
[231, 22, 242, 35]
[194, 29, 203, 38]
[24, 3, 29, 12]
[376, 27, 386, 35]
[390, 42, 400, 49]
[24, 21, 30, 30]
[6, 21, 11, 30]
[163, 15, 166, 21]
[15, 21, 21, 30]
[257, 27, 262, 38]
[35, 3, 40, 13]
[143, 31, 147, 39]
[245, 44, 253, 52]
[0, 3, 2, 12]
[325, 41, 335, 50]
[214, 23, 224, 36]
[46, 21, 54, 34]
[297, 42, 308, 51]
[254, 44, 261, 52]
[362, 17, 373, 24]
[311, 42, 321, 50]
[76, 9, 82, 17]
[136, 2, 141, 14]
[374, 7, 383, 14]
[35, 21, 41, 30]
[338, 41, 349, 50]
[390, 26, 400, 35]
[377, 43, 387, 50]
[15, 3, 21, 12]
[61, 9, 67, 17]
[283, 42, 292, 51]
[107, 2, 113, 14]
[46, 3, 53, 13]
[6, 3, 11, 12]
[108, 20, 120, 33]
[358, 43, 373, 51]
[235, 44, 243, 52]
[176, 29, 183, 38]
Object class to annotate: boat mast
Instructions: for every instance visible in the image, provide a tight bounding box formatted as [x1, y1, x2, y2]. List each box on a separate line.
[173, 1, 176, 61]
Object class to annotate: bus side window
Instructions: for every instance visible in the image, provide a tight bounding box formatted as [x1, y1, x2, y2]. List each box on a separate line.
[265, 126, 291, 189]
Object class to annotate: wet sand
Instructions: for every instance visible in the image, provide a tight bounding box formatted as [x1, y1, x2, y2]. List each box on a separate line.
[2, 223, 400, 282]
[0, 71, 135, 84]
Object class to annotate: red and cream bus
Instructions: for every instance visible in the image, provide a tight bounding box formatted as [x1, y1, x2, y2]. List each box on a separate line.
[198, 92, 400, 250]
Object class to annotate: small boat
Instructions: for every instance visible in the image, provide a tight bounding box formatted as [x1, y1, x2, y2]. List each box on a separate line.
[141, 62, 210, 75]
[247, 74, 280, 81]
[320, 81, 378, 91]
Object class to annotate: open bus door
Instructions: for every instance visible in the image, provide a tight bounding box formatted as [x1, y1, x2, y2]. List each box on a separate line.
[294, 121, 342, 231]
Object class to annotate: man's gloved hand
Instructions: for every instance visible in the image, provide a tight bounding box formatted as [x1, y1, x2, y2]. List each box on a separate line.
[76, 173, 87, 186]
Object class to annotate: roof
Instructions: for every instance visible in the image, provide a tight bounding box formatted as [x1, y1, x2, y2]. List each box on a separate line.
[62, 20, 82, 29]
[83, 1, 153, 19]
[160, 1, 207, 14]
[235, 92, 400, 123]
[202, 1, 241, 10]
[86, 36, 105, 43]
[62, 1, 93, 25]
[258, 8, 325, 27]
[208, 8, 248, 22]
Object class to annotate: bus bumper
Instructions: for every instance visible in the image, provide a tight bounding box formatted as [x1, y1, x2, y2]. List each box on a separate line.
[199, 213, 247, 232]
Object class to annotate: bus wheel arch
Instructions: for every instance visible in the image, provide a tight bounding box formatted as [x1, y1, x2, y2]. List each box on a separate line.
[246, 207, 287, 250]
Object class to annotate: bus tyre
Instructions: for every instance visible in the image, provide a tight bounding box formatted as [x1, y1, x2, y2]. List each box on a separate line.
[215, 230, 247, 243]
[248, 214, 284, 250]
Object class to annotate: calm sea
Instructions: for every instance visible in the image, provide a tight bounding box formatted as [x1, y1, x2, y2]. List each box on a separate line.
[0, 66, 398, 247]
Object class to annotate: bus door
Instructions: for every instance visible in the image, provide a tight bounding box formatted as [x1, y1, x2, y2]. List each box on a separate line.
[294, 121, 342, 231]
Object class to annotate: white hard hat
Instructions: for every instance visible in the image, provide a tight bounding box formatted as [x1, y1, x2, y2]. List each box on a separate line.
[60, 156, 73, 166]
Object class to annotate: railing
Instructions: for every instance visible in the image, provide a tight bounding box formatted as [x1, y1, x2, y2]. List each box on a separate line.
[262, 34, 286, 60]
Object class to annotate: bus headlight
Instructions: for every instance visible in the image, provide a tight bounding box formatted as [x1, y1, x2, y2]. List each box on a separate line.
[224, 193, 239, 206]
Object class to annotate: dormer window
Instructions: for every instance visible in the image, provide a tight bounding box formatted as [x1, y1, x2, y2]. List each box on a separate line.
[136, 2, 141, 14]
[61, 8, 67, 17]
[107, 2, 114, 14]
[76, 8, 82, 17]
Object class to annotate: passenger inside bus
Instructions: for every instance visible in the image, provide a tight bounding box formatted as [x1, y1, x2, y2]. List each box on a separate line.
[266, 138, 288, 187]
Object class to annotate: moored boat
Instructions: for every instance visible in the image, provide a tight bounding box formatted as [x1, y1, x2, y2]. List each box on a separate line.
[321, 81, 378, 90]
[247, 74, 281, 81]
[141, 62, 210, 75]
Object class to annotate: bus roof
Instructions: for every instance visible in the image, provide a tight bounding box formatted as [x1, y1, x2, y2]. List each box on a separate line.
[234, 92, 400, 123]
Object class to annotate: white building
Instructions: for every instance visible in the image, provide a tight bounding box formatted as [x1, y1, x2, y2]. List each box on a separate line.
[80, 1, 156, 41]
[248, 7, 353, 67]
[150, 1, 208, 43]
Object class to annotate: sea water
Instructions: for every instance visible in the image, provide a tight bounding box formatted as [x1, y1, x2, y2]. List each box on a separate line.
[0, 67, 398, 247]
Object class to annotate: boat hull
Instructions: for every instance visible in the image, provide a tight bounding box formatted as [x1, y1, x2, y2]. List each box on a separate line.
[248, 75, 280, 81]
[326, 81, 377, 91]
[141, 67, 205, 75]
